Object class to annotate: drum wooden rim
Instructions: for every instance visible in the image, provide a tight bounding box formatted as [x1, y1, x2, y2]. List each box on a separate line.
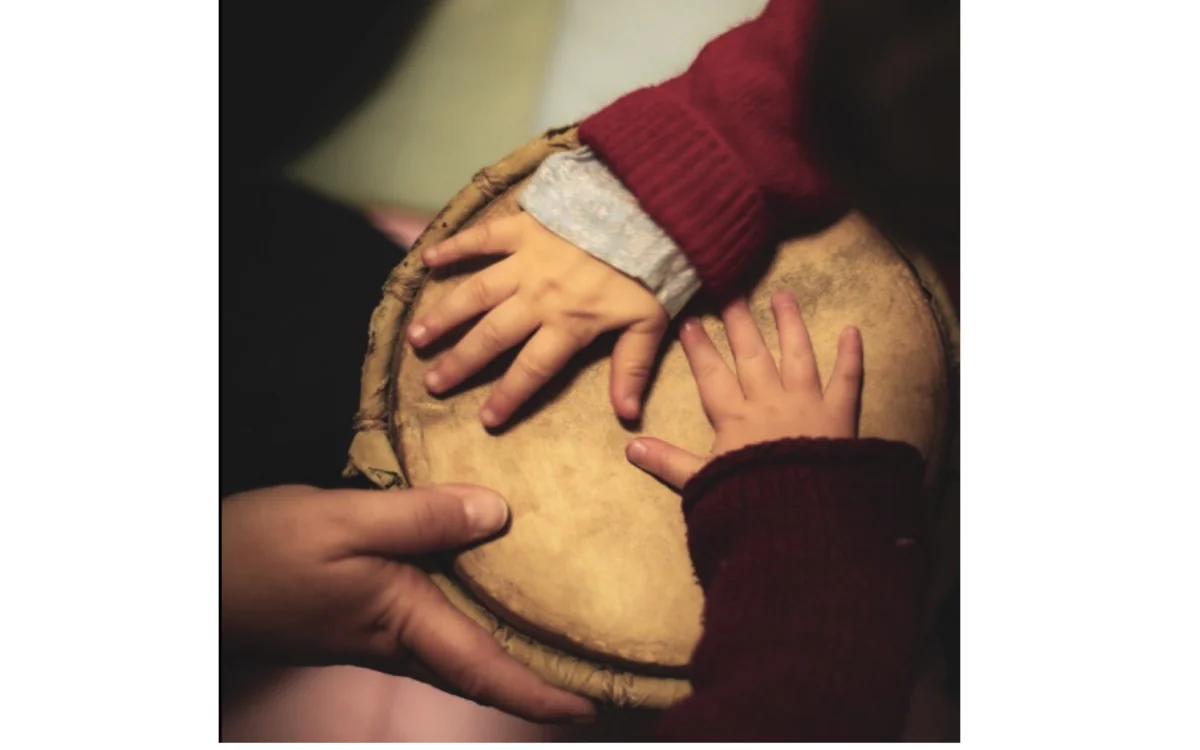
[346, 126, 960, 709]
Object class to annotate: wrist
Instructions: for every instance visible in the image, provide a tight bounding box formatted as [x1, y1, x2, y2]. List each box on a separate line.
[519, 148, 701, 318]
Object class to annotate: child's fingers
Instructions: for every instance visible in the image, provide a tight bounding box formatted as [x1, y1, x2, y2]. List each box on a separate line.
[610, 323, 667, 421]
[721, 298, 780, 398]
[479, 327, 582, 427]
[626, 438, 706, 490]
[824, 327, 864, 422]
[772, 291, 821, 393]
[408, 260, 519, 347]
[422, 215, 525, 267]
[679, 318, 742, 420]
[423, 300, 538, 396]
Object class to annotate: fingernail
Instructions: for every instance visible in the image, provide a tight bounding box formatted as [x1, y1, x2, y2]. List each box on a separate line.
[627, 440, 648, 461]
[463, 490, 509, 537]
[425, 369, 443, 392]
[409, 323, 427, 344]
[623, 396, 640, 416]
[480, 407, 499, 427]
[680, 318, 698, 333]
[422, 247, 439, 263]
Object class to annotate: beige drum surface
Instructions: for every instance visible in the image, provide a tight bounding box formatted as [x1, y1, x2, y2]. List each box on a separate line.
[392, 181, 950, 674]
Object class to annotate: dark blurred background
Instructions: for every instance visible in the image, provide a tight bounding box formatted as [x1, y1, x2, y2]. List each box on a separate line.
[222, 0, 435, 177]
[220, 0, 957, 741]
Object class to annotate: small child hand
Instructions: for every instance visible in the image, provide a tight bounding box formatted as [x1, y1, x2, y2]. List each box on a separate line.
[626, 291, 863, 489]
[408, 213, 669, 426]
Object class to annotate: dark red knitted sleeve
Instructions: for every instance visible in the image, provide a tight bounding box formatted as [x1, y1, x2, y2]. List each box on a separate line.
[653, 437, 932, 742]
[577, 0, 844, 299]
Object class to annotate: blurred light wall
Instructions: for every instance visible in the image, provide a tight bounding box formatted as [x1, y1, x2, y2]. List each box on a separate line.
[288, 0, 768, 214]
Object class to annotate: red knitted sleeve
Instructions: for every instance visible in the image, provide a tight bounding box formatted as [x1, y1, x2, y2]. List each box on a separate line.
[577, 0, 844, 299]
[653, 438, 932, 742]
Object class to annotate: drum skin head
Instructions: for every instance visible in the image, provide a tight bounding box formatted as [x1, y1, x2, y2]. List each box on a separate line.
[347, 127, 953, 708]
[393, 181, 949, 673]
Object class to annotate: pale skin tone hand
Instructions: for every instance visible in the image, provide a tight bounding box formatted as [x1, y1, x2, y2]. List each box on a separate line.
[407, 213, 669, 427]
[220, 483, 596, 724]
[625, 291, 864, 488]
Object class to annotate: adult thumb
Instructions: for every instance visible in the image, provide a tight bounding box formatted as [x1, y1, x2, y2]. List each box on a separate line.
[340, 484, 510, 556]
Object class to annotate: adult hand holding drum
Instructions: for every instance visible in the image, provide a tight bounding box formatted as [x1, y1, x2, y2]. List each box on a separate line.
[346, 128, 955, 718]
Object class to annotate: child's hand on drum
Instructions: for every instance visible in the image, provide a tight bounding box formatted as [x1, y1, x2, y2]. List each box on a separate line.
[625, 291, 863, 489]
[407, 213, 669, 426]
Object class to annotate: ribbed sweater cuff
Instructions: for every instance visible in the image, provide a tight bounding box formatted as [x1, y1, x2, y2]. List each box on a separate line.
[579, 89, 770, 300]
[681, 437, 930, 622]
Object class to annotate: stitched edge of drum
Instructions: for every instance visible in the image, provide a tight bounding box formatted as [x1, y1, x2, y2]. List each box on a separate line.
[884, 238, 962, 645]
[345, 126, 694, 709]
[880, 235, 951, 497]
[428, 571, 693, 709]
[346, 127, 960, 711]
